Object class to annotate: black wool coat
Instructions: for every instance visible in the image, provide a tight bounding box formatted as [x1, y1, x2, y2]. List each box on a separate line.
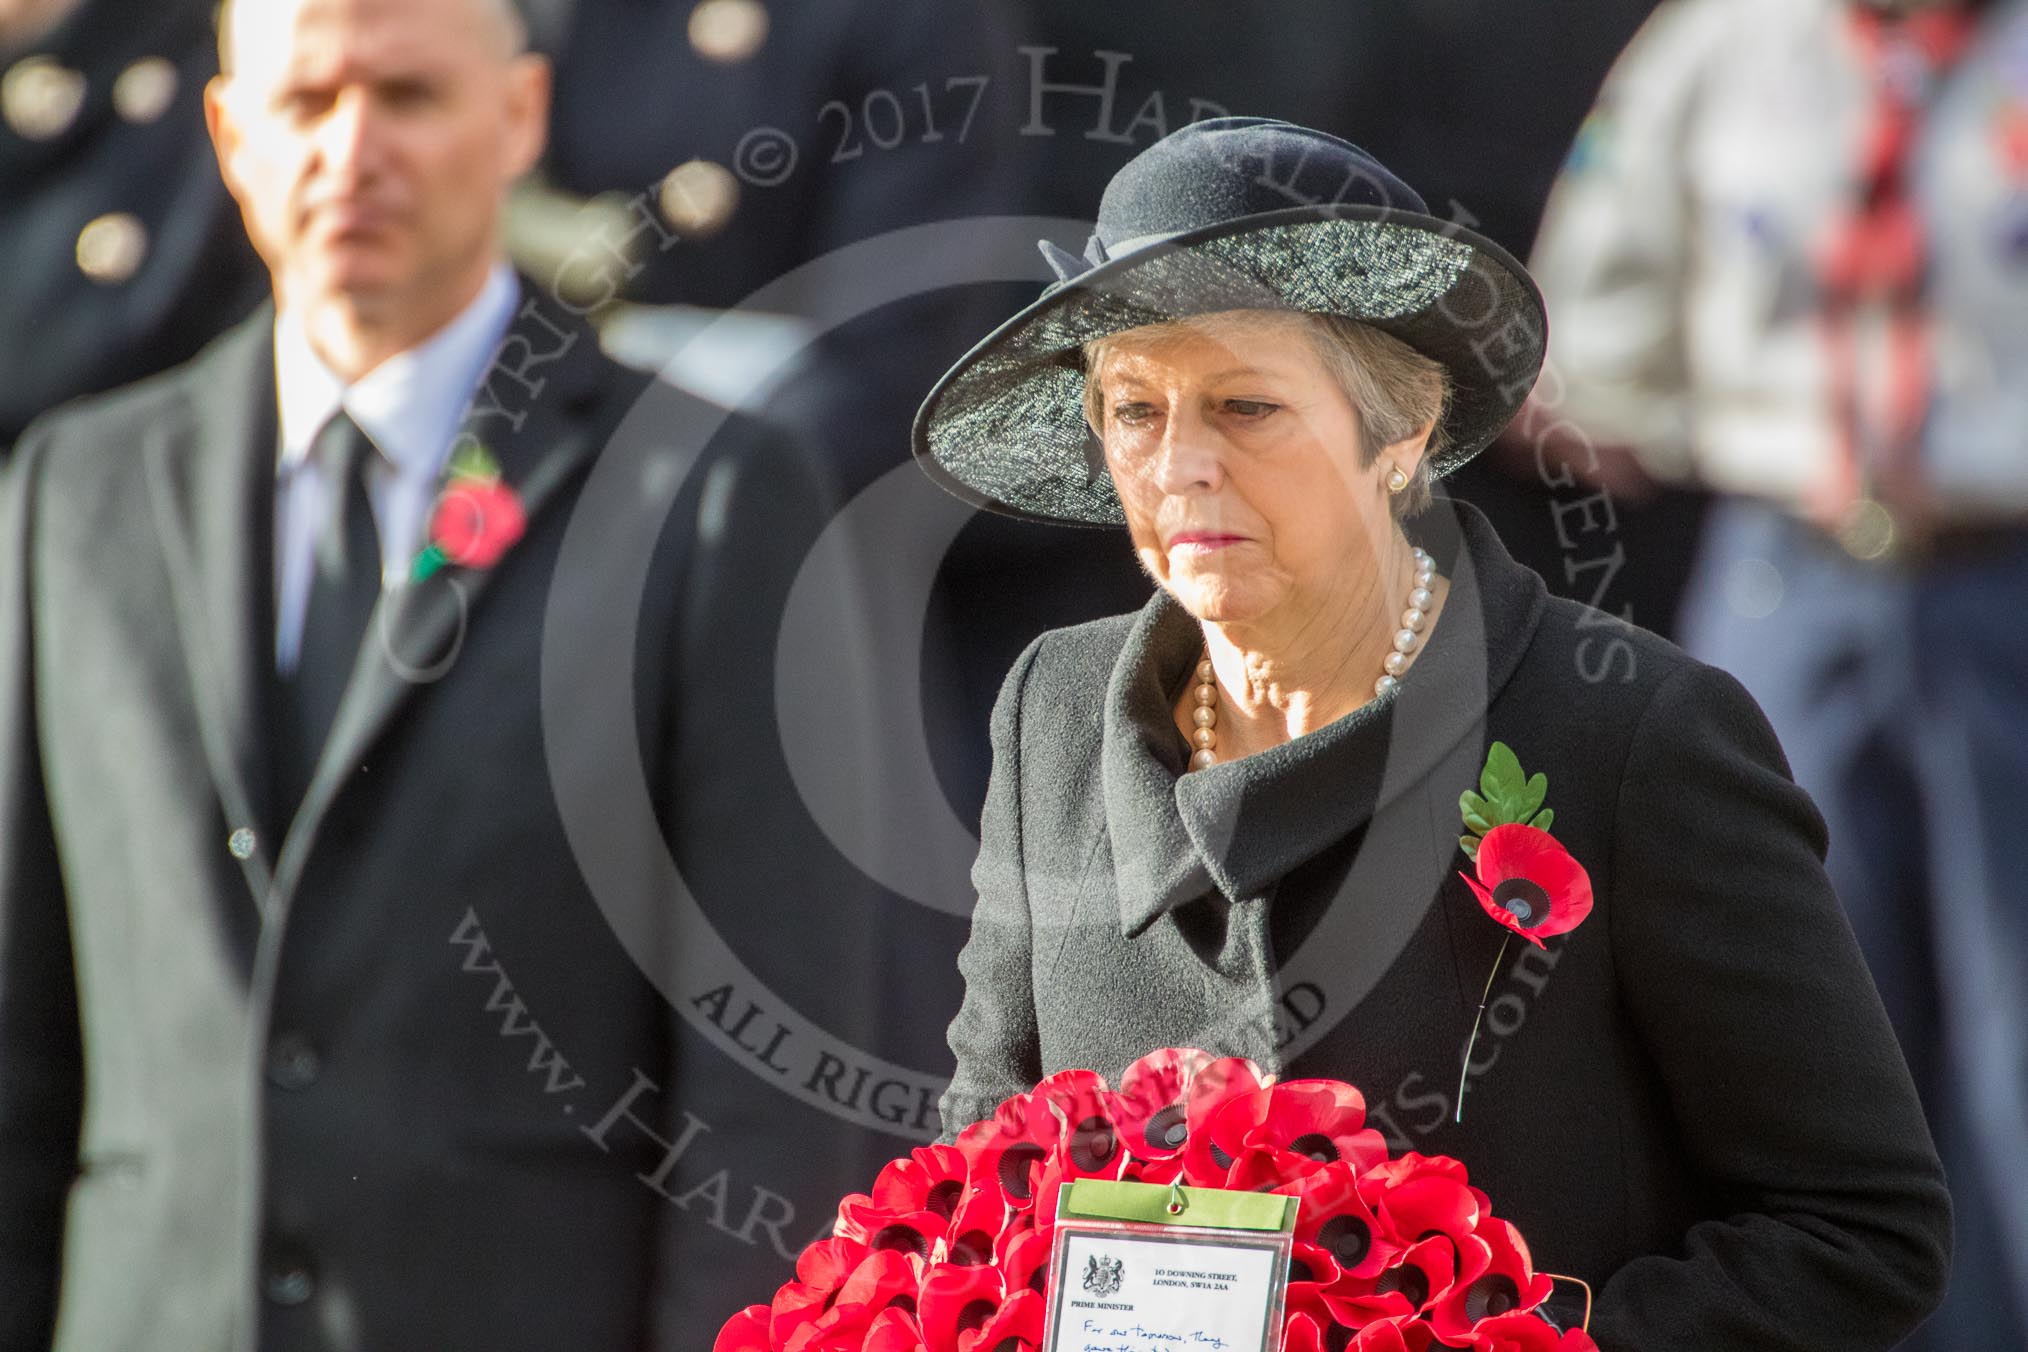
[939, 499, 1950, 1352]
[0, 296, 905, 1351]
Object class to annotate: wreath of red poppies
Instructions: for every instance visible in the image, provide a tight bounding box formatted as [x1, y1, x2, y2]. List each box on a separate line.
[716, 1049, 1595, 1352]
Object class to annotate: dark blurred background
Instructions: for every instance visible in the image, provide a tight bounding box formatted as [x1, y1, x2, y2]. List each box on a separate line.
[6, 0, 2022, 1344]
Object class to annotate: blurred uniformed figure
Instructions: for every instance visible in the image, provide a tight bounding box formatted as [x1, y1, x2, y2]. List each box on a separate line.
[526, 0, 1026, 496]
[0, 0, 267, 448]
[1531, 1, 2028, 1345]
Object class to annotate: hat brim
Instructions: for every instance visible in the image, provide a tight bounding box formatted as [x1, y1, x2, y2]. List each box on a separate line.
[911, 204, 1547, 527]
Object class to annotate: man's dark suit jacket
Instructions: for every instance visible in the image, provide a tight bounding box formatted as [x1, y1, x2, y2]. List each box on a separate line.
[0, 287, 882, 1349]
[940, 500, 1952, 1351]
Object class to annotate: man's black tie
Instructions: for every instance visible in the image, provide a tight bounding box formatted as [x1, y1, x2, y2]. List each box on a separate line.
[276, 409, 382, 814]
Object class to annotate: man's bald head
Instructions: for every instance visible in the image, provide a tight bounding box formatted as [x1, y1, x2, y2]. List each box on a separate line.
[203, 0, 549, 378]
[215, 0, 528, 74]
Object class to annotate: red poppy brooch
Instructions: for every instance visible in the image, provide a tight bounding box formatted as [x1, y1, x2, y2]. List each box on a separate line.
[1454, 742, 1594, 1122]
[410, 442, 526, 582]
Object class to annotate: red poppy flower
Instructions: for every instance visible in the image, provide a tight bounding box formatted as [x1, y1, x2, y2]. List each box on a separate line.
[1347, 1317, 1436, 1352]
[1461, 1313, 1597, 1352]
[1431, 1218, 1554, 1344]
[937, 1183, 1012, 1267]
[1280, 1309, 1330, 1352]
[1113, 1048, 1211, 1161]
[917, 1263, 1005, 1352]
[873, 1145, 972, 1219]
[839, 1208, 949, 1266]
[1033, 1069, 1126, 1180]
[833, 1249, 924, 1321]
[1281, 1240, 1345, 1333]
[961, 1289, 1043, 1352]
[1285, 1163, 1400, 1281]
[1356, 1152, 1470, 1206]
[770, 1237, 870, 1345]
[1179, 1056, 1271, 1182]
[1373, 1173, 1482, 1243]
[1328, 1231, 1485, 1329]
[714, 1305, 771, 1352]
[995, 1228, 1052, 1300]
[955, 1095, 1058, 1211]
[863, 1309, 928, 1352]
[1125, 1153, 1185, 1186]
[1459, 825, 1592, 948]
[428, 476, 525, 570]
[1240, 1081, 1388, 1172]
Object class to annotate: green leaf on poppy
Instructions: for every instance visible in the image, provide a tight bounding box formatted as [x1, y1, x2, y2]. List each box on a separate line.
[447, 441, 501, 484]
[1459, 834, 1480, 861]
[410, 543, 447, 582]
[1479, 741, 1525, 804]
[1462, 741, 1562, 843]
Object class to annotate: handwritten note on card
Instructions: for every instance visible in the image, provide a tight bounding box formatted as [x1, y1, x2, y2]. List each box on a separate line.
[1044, 1230, 1284, 1352]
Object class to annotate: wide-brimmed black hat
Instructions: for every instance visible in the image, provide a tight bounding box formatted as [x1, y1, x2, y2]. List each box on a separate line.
[911, 117, 1547, 526]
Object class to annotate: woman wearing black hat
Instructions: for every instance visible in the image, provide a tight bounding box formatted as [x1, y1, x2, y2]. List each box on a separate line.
[916, 119, 1949, 1350]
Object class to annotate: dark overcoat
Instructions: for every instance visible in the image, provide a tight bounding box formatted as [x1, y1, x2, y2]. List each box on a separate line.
[0, 294, 908, 1351]
[940, 499, 1951, 1351]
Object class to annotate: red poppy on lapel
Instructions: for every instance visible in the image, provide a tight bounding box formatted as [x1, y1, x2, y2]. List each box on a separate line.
[1459, 824, 1593, 948]
[411, 442, 525, 581]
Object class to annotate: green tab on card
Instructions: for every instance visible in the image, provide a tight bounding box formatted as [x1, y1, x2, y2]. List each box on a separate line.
[1057, 1180, 1295, 1232]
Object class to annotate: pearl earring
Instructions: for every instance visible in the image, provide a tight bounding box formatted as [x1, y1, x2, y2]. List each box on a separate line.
[1386, 466, 1409, 494]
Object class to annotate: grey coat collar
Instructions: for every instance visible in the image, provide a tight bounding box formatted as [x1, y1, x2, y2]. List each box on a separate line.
[1101, 499, 1548, 937]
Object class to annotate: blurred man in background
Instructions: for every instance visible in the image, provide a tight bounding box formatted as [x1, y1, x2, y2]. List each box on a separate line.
[1531, 1, 2028, 1345]
[0, 0, 266, 449]
[0, 0, 844, 1345]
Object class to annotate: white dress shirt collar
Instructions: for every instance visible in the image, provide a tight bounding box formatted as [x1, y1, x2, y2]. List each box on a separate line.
[273, 263, 520, 481]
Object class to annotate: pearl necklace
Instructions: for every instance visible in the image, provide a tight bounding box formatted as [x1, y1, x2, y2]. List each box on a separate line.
[1187, 546, 1437, 771]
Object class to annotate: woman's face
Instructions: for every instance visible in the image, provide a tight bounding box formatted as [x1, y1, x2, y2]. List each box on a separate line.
[1091, 311, 1420, 628]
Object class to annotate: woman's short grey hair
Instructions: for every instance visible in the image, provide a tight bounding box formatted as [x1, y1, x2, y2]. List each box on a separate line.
[1082, 311, 1450, 517]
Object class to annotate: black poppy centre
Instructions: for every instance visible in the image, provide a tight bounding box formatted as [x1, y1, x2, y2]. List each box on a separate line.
[1492, 876, 1552, 928]
[997, 1143, 1046, 1199]
[1144, 1103, 1189, 1151]
[1069, 1115, 1119, 1172]
[1463, 1273, 1522, 1321]
[924, 1179, 963, 1220]
[870, 1223, 930, 1259]
[1315, 1214, 1372, 1268]
[1289, 1131, 1340, 1163]
[1375, 1261, 1430, 1309]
